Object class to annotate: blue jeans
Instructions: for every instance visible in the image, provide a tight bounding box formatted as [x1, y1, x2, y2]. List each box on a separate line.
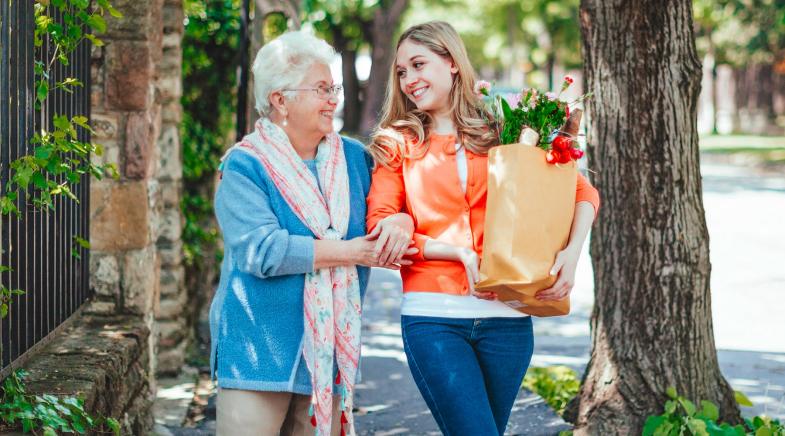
[401, 315, 534, 436]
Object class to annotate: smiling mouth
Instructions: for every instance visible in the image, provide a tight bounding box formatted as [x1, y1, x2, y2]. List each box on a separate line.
[410, 86, 429, 99]
[320, 111, 334, 119]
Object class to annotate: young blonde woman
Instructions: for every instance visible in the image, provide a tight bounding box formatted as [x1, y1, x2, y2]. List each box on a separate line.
[366, 21, 600, 435]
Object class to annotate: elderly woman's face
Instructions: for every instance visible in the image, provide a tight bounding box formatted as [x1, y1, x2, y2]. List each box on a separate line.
[286, 63, 338, 138]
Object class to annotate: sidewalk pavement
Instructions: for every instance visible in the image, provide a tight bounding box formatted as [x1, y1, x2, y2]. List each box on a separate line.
[154, 158, 785, 434]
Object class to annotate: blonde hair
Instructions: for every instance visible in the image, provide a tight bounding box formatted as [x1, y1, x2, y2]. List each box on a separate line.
[368, 21, 496, 169]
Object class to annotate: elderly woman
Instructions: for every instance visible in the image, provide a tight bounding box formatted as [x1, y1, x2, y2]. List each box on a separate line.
[209, 31, 414, 436]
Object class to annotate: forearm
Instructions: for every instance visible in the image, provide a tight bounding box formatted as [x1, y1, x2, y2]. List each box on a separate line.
[565, 201, 596, 253]
[422, 239, 462, 261]
[380, 212, 415, 234]
[314, 239, 356, 270]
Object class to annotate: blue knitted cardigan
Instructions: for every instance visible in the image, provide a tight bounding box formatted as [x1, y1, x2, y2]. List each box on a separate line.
[209, 135, 371, 393]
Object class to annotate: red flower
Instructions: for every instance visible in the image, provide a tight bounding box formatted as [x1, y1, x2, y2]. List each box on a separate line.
[565, 105, 570, 118]
[564, 75, 574, 84]
[558, 151, 572, 164]
[552, 136, 573, 151]
[546, 150, 560, 164]
[570, 148, 585, 160]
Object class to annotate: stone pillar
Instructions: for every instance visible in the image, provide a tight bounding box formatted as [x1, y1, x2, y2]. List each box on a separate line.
[88, 0, 165, 411]
[155, 0, 188, 376]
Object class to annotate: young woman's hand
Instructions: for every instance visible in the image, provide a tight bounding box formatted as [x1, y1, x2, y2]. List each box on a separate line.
[536, 246, 581, 301]
[455, 247, 496, 300]
[367, 213, 415, 266]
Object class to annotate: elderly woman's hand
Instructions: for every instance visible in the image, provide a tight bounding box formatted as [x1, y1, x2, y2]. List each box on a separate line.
[347, 235, 417, 270]
[368, 213, 416, 267]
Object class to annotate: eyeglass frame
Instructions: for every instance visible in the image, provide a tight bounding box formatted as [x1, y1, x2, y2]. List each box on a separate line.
[282, 84, 344, 100]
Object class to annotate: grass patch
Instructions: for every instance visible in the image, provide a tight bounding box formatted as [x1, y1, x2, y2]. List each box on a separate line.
[522, 366, 580, 417]
[699, 135, 785, 152]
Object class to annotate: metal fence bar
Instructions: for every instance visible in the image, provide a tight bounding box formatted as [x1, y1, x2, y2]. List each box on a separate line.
[0, 0, 92, 376]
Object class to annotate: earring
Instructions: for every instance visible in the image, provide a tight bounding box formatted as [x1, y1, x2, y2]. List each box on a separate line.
[282, 117, 288, 127]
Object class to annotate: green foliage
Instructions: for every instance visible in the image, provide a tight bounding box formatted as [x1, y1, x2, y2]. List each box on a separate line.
[0, 370, 120, 435]
[2, 1, 120, 216]
[181, 0, 243, 266]
[1, 0, 120, 320]
[693, 0, 785, 65]
[643, 387, 784, 436]
[0, 266, 25, 319]
[522, 366, 580, 416]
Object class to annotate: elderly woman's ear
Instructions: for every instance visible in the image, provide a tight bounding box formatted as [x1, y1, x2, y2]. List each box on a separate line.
[268, 91, 288, 119]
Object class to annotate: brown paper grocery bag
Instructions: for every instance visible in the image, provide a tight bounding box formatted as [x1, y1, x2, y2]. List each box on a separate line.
[476, 145, 577, 317]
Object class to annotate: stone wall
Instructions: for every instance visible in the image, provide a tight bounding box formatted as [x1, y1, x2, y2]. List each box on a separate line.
[155, 0, 188, 376]
[19, 315, 154, 435]
[84, 0, 185, 429]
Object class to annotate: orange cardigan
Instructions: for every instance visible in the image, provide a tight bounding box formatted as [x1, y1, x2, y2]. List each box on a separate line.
[366, 133, 600, 295]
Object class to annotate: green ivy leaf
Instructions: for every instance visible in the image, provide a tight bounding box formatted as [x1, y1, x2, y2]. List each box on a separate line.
[36, 80, 49, 103]
[735, 390, 753, 407]
[53, 115, 71, 131]
[680, 398, 697, 417]
[32, 172, 48, 190]
[687, 418, 708, 435]
[698, 400, 719, 421]
[73, 236, 90, 249]
[643, 415, 666, 436]
[107, 6, 123, 18]
[106, 417, 121, 435]
[71, 0, 90, 9]
[84, 33, 105, 47]
[86, 14, 107, 33]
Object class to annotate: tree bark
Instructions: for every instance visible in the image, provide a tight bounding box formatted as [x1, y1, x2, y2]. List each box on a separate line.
[358, 0, 408, 137]
[332, 29, 361, 134]
[571, 0, 741, 433]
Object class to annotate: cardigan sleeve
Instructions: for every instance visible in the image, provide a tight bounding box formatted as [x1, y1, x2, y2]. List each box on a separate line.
[215, 151, 315, 278]
[366, 163, 430, 261]
[576, 172, 600, 218]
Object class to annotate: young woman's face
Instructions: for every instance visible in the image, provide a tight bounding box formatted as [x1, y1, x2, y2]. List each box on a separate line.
[396, 39, 458, 115]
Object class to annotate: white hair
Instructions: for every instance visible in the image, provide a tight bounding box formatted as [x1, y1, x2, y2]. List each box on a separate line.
[252, 30, 336, 116]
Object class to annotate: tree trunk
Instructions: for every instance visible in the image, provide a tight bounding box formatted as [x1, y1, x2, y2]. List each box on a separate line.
[571, 0, 741, 433]
[332, 29, 361, 134]
[358, 0, 408, 137]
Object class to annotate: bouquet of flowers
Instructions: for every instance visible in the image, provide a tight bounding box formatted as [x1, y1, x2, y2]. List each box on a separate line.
[475, 76, 590, 164]
[473, 76, 591, 317]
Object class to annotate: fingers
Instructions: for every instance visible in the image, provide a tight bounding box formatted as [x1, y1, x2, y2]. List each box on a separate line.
[550, 255, 565, 276]
[472, 290, 497, 300]
[383, 237, 407, 265]
[366, 224, 382, 240]
[373, 226, 392, 260]
[536, 279, 573, 301]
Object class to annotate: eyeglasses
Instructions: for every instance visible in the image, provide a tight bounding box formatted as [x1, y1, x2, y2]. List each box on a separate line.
[284, 84, 343, 100]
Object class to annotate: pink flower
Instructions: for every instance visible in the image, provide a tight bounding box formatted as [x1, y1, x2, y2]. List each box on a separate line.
[504, 93, 522, 108]
[561, 75, 575, 91]
[474, 80, 491, 97]
[545, 92, 557, 101]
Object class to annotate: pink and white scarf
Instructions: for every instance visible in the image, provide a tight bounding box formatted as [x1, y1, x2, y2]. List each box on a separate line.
[223, 118, 361, 436]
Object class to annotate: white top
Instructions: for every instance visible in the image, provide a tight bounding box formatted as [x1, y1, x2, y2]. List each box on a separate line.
[400, 143, 527, 319]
